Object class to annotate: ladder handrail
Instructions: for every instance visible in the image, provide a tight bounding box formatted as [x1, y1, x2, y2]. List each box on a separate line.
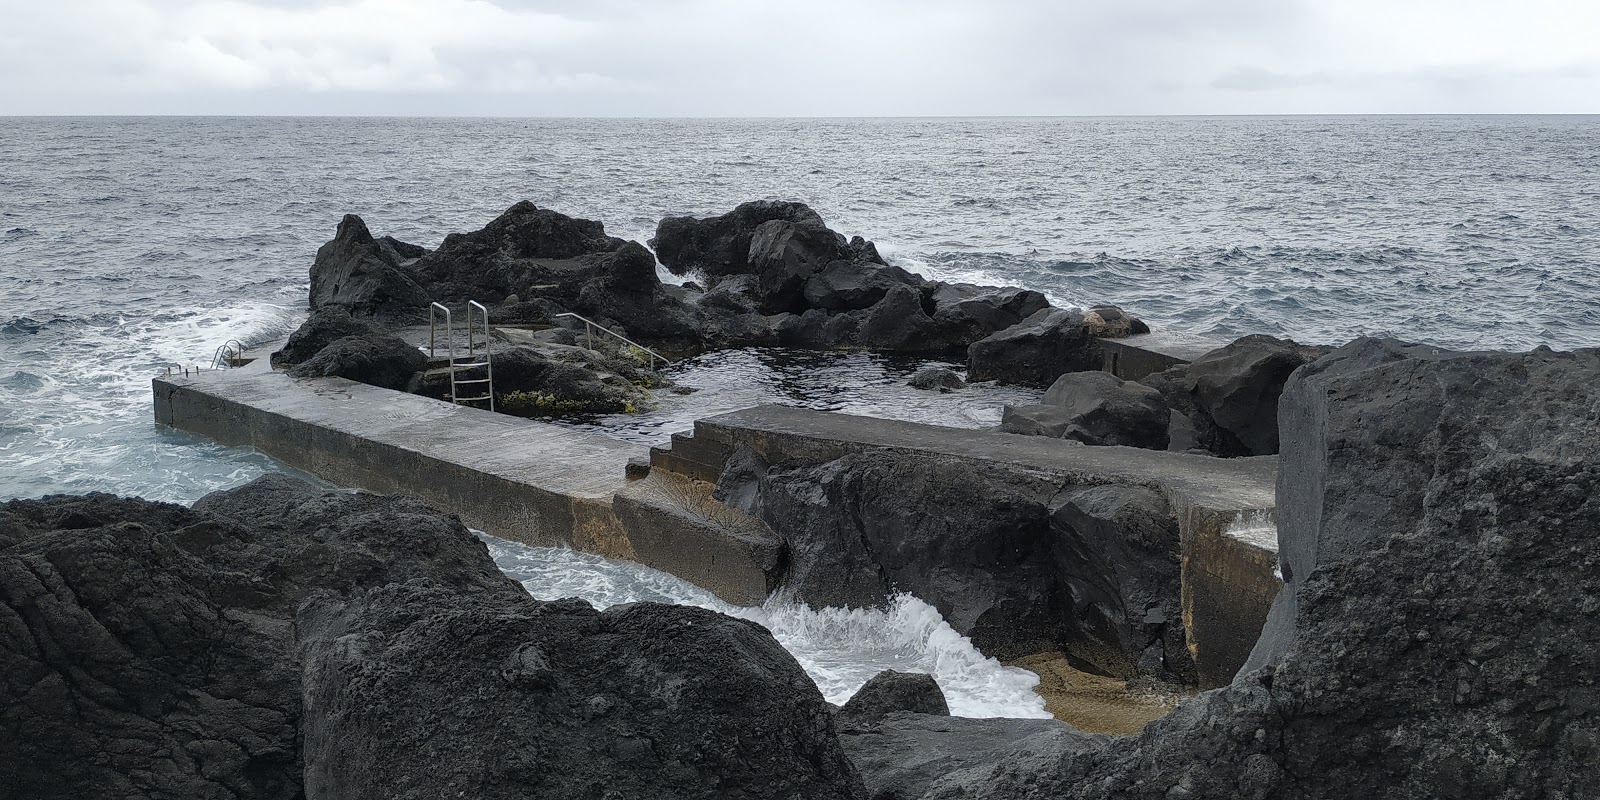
[429, 301, 495, 412]
[554, 312, 673, 372]
[210, 339, 247, 370]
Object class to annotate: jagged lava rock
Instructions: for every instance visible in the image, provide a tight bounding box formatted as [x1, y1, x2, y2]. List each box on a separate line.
[573, 240, 700, 343]
[750, 449, 1191, 679]
[908, 365, 965, 392]
[966, 308, 1099, 387]
[4, 475, 873, 800]
[652, 200, 831, 277]
[308, 214, 432, 321]
[1142, 334, 1331, 457]
[300, 587, 866, 800]
[270, 305, 376, 367]
[938, 340, 1600, 799]
[1002, 371, 1170, 449]
[286, 333, 426, 391]
[840, 670, 951, 721]
[410, 200, 625, 305]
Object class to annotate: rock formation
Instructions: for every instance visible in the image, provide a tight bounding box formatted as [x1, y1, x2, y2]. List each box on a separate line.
[903, 339, 1600, 799]
[840, 670, 952, 721]
[286, 333, 427, 391]
[1001, 371, 1171, 449]
[1140, 335, 1331, 457]
[308, 214, 431, 322]
[1, 476, 869, 800]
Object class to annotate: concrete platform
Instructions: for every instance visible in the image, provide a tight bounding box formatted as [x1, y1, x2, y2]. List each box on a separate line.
[154, 368, 647, 558]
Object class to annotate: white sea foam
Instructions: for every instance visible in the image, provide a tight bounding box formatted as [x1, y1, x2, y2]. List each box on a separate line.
[483, 535, 1051, 719]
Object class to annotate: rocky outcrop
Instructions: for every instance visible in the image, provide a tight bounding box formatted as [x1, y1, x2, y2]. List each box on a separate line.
[286, 333, 426, 391]
[839, 714, 1089, 800]
[652, 200, 831, 278]
[747, 450, 1191, 680]
[966, 308, 1100, 387]
[2, 476, 871, 800]
[475, 345, 648, 416]
[409, 200, 626, 308]
[840, 670, 951, 721]
[308, 214, 431, 321]
[908, 366, 965, 392]
[301, 588, 865, 800]
[1000, 372, 1170, 449]
[927, 340, 1600, 799]
[571, 240, 700, 344]
[656, 201, 1079, 354]
[270, 305, 376, 367]
[1141, 335, 1331, 457]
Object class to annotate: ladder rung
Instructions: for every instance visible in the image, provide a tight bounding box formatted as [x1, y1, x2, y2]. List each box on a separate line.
[454, 378, 491, 385]
[453, 361, 490, 369]
[455, 395, 492, 403]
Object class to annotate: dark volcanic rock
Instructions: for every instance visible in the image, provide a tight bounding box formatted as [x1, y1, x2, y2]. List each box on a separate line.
[752, 450, 1187, 674]
[937, 340, 1600, 800]
[574, 240, 700, 344]
[286, 333, 426, 391]
[998, 404, 1079, 437]
[300, 587, 867, 800]
[1142, 335, 1331, 457]
[803, 261, 929, 312]
[857, 284, 943, 351]
[652, 200, 830, 278]
[1049, 485, 1190, 683]
[929, 283, 1052, 346]
[840, 714, 1097, 800]
[477, 345, 643, 416]
[0, 476, 511, 800]
[270, 305, 376, 367]
[408, 200, 626, 309]
[309, 214, 432, 321]
[695, 276, 780, 347]
[966, 308, 1099, 388]
[1023, 371, 1171, 449]
[746, 220, 851, 312]
[840, 670, 950, 721]
[908, 366, 965, 392]
[4, 475, 874, 800]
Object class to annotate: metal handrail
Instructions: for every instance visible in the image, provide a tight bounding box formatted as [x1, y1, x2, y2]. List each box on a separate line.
[429, 301, 495, 411]
[554, 312, 673, 371]
[210, 339, 247, 369]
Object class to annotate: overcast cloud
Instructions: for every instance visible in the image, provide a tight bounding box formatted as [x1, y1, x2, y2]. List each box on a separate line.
[1, 0, 1595, 115]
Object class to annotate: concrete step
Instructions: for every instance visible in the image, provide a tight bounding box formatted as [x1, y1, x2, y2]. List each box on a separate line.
[648, 448, 723, 484]
[669, 432, 734, 471]
[612, 470, 784, 606]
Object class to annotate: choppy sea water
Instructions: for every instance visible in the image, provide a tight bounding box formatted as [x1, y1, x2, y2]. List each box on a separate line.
[3, 116, 1596, 715]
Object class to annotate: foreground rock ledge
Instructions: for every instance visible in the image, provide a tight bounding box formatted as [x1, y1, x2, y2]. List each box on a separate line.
[0, 476, 865, 800]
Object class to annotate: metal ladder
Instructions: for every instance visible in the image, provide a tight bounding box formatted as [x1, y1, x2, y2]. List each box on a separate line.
[554, 312, 674, 371]
[429, 301, 495, 411]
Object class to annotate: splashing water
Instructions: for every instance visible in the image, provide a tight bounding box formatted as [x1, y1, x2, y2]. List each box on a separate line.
[483, 534, 1052, 719]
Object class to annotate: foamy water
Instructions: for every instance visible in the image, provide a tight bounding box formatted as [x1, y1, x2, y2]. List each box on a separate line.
[483, 535, 1052, 719]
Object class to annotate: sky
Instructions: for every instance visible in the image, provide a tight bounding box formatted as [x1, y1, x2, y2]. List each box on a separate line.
[1, 0, 1597, 116]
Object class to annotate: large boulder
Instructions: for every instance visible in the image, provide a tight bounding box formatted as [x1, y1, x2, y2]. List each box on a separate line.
[408, 201, 626, 309]
[935, 340, 1600, 799]
[270, 305, 375, 367]
[804, 262, 929, 313]
[839, 715, 1096, 800]
[966, 308, 1099, 388]
[1001, 371, 1170, 449]
[694, 275, 780, 347]
[1142, 335, 1331, 457]
[300, 587, 866, 800]
[3, 476, 875, 800]
[651, 200, 830, 277]
[476, 346, 646, 416]
[908, 366, 965, 392]
[287, 333, 426, 391]
[929, 283, 1051, 346]
[840, 670, 950, 721]
[308, 214, 432, 321]
[746, 220, 850, 312]
[856, 284, 943, 351]
[573, 241, 700, 344]
[749, 450, 1190, 678]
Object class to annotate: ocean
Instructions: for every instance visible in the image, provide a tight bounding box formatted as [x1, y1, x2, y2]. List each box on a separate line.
[3, 115, 1597, 715]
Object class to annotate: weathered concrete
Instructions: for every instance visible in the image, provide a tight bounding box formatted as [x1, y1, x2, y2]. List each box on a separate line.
[612, 470, 782, 606]
[1097, 335, 1212, 381]
[154, 368, 645, 557]
[677, 405, 1281, 686]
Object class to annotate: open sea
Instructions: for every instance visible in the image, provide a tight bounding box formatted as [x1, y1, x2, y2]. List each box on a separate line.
[3, 115, 1597, 715]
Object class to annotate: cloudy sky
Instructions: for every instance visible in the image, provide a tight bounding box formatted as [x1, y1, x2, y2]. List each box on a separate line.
[2, 0, 1596, 115]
